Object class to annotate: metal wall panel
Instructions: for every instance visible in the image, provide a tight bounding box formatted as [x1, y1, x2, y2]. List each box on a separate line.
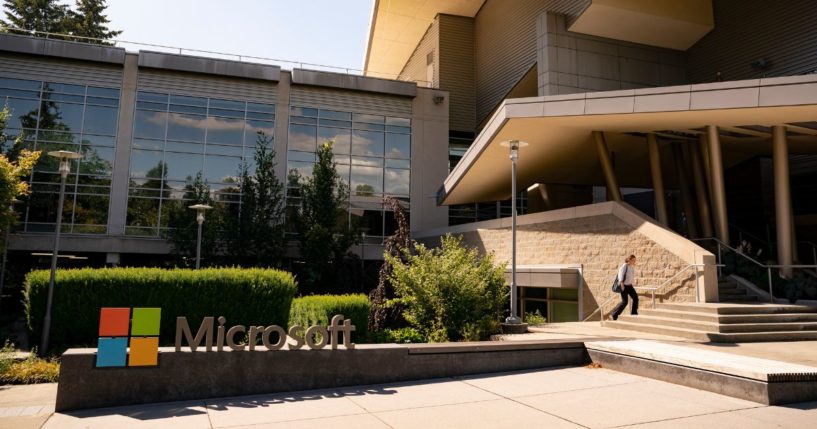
[439, 15, 476, 133]
[0, 53, 122, 87]
[687, 0, 817, 83]
[289, 85, 412, 117]
[474, 0, 589, 123]
[136, 69, 277, 102]
[398, 17, 439, 87]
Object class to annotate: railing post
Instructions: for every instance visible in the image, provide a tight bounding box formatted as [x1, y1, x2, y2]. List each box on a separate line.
[767, 267, 774, 303]
[717, 243, 723, 279]
[652, 291, 656, 309]
[812, 245, 816, 265]
[694, 266, 700, 303]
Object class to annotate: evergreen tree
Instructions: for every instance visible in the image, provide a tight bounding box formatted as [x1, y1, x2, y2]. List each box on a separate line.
[1, 0, 70, 36]
[293, 141, 357, 293]
[165, 172, 222, 267]
[70, 0, 120, 43]
[227, 131, 286, 266]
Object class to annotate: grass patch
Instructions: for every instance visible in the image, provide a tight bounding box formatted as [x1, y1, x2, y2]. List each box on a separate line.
[0, 342, 59, 385]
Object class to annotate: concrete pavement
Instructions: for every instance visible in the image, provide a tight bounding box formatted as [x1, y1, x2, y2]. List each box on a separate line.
[35, 366, 817, 428]
[0, 383, 56, 429]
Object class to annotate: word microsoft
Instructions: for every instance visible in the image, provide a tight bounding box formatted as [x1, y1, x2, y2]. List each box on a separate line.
[175, 314, 356, 352]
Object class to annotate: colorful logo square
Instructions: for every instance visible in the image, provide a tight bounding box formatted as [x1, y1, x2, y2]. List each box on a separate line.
[96, 337, 128, 367]
[129, 337, 159, 366]
[131, 308, 161, 336]
[99, 308, 130, 337]
[96, 307, 161, 368]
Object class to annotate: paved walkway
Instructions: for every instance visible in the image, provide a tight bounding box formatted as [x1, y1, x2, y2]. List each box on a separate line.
[31, 366, 817, 428]
[0, 383, 56, 429]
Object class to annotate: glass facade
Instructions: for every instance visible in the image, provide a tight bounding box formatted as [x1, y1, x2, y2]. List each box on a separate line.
[287, 106, 411, 239]
[126, 91, 275, 236]
[1, 77, 119, 234]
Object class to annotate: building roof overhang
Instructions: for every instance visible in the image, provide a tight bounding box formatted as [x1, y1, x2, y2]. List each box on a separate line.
[363, 0, 484, 79]
[440, 75, 817, 205]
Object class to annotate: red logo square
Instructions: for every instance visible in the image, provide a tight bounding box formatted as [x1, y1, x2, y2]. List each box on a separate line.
[99, 307, 130, 337]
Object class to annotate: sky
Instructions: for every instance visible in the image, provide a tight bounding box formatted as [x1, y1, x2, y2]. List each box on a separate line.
[7, 0, 375, 73]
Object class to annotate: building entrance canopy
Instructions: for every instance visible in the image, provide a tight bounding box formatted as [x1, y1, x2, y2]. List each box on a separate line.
[440, 76, 817, 205]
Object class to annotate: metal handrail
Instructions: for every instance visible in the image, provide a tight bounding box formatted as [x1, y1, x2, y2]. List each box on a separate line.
[692, 237, 817, 303]
[0, 25, 432, 85]
[731, 223, 817, 265]
[582, 263, 707, 325]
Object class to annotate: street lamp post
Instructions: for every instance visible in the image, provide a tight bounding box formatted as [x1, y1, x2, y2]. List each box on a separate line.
[500, 140, 528, 330]
[41, 150, 81, 355]
[0, 199, 21, 315]
[189, 204, 212, 269]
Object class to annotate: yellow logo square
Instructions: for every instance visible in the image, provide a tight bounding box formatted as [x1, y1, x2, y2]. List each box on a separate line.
[128, 337, 159, 367]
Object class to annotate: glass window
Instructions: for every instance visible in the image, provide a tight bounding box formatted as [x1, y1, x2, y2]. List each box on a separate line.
[3, 98, 39, 128]
[132, 138, 163, 150]
[354, 122, 385, 132]
[204, 155, 241, 183]
[351, 165, 383, 194]
[206, 144, 243, 157]
[48, 93, 85, 103]
[385, 168, 409, 195]
[134, 110, 167, 139]
[82, 135, 116, 147]
[246, 111, 274, 121]
[41, 101, 84, 132]
[351, 156, 383, 167]
[169, 104, 207, 115]
[287, 160, 313, 180]
[319, 119, 351, 128]
[169, 95, 207, 107]
[352, 130, 384, 157]
[291, 116, 317, 125]
[164, 151, 203, 180]
[0, 88, 40, 99]
[386, 125, 411, 134]
[136, 101, 167, 111]
[386, 117, 411, 127]
[165, 141, 204, 154]
[207, 116, 244, 145]
[319, 110, 351, 121]
[385, 159, 410, 169]
[86, 96, 119, 107]
[353, 113, 384, 124]
[137, 92, 168, 103]
[44, 82, 85, 95]
[0, 78, 41, 91]
[209, 98, 244, 111]
[72, 194, 109, 226]
[208, 108, 244, 118]
[130, 150, 164, 178]
[385, 133, 410, 159]
[336, 164, 350, 186]
[166, 113, 206, 142]
[79, 146, 114, 176]
[350, 202, 383, 236]
[83, 105, 118, 135]
[246, 120, 275, 141]
[247, 102, 275, 113]
[87, 87, 120, 98]
[291, 106, 317, 117]
[289, 123, 316, 152]
[319, 127, 351, 154]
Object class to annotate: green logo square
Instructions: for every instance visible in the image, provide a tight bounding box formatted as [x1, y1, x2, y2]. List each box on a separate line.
[131, 308, 161, 336]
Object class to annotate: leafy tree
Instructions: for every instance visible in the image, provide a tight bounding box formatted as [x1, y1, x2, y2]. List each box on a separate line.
[164, 172, 222, 267]
[292, 141, 357, 293]
[68, 0, 120, 43]
[1, 0, 70, 35]
[387, 234, 507, 342]
[226, 131, 286, 266]
[368, 197, 410, 331]
[0, 106, 41, 250]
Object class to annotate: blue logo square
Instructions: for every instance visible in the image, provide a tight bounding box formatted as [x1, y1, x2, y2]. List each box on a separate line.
[96, 337, 128, 367]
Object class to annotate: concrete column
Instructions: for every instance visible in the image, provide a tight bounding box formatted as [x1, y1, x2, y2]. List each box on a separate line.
[592, 131, 622, 202]
[690, 135, 714, 238]
[646, 133, 668, 226]
[698, 132, 714, 206]
[107, 53, 139, 236]
[672, 143, 698, 238]
[706, 126, 730, 244]
[772, 125, 793, 277]
[273, 71, 292, 184]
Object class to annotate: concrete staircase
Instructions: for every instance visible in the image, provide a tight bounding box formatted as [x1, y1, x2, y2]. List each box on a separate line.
[718, 278, 760, 303]
[605, 302, 817, 342]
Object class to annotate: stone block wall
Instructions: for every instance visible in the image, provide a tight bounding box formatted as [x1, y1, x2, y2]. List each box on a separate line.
[419, 205, 708, 320]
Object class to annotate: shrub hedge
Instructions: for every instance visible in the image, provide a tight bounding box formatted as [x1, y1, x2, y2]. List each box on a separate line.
[289, 294, 370, 341]
[24, 267, 297, 351]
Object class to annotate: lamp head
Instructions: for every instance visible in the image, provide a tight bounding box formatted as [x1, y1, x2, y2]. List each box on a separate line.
[47, 150, 80, 178]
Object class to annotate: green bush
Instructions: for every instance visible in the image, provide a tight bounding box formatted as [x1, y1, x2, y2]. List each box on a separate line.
[366, 327, 426, 344]
[0, 343, 59, 385]
[289, 294, 370, 341]
[387, 234, 507, 342]
[24, 267, 297, 352]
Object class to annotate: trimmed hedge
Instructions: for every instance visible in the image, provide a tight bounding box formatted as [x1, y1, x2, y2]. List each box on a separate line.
[289, 294, 370, 341]
[25, 267, 297, 352]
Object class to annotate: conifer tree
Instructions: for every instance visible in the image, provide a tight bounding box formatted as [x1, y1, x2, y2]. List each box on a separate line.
[70, 0, 121, 42]
[1, 0, 70, 35]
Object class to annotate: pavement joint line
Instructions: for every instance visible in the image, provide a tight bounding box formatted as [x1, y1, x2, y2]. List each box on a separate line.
[203, 398, 215, 429]
[210, 410, 374, 429]
[457, 377, 591, 428]
[606, 404, 769, 428]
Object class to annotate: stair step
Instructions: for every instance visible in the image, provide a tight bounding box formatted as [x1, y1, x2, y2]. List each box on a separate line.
[719, 290, 749, 297]
[617, 315, 716, 331]
[603, 320, 712, 341]
[656, 302, 817, 315]
[717, 322, 817, 333]
[635, 309, 817, 325]
[721, 295, 760, 302]
[638, 308, 720, 323]
[708, 331, 817, 343]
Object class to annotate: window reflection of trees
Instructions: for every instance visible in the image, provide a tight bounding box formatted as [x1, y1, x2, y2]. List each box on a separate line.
[0, 79, 120, 234]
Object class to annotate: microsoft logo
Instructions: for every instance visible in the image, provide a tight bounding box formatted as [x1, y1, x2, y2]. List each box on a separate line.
[96, 307, 161, 368]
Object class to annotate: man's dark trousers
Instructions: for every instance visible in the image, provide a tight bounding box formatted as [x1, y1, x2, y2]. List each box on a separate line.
[611, 285, 639, 320]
